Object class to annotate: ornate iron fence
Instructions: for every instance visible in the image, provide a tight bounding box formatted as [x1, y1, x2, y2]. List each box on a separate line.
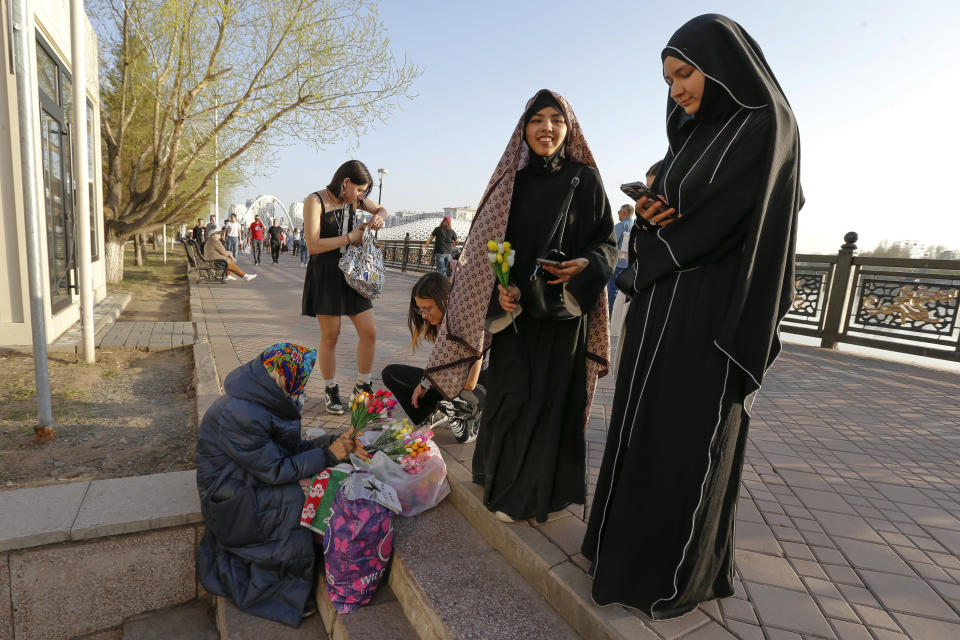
[378, 236, 435, 273]
[782, 233, 960, 361]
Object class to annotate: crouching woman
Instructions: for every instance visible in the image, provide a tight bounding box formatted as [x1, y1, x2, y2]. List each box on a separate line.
[196, 343, 363, 627]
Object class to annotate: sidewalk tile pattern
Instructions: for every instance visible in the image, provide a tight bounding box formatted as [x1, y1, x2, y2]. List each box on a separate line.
[199, 254, 960, 640]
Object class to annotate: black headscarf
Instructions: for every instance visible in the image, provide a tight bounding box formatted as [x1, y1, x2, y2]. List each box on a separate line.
[661, 14, 803, 398]
[523, 90, 568, 174]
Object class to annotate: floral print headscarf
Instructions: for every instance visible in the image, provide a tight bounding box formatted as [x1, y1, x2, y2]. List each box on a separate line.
[261, 343, 317, 397]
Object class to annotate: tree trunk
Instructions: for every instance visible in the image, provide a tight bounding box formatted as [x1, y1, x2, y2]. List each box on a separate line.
[134, 234, 144, 266]
[104, 236, 125, 283]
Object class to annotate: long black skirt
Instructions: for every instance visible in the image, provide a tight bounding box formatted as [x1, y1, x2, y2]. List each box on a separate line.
[582, 255, 752, 619]
[472, 312, 588, 523]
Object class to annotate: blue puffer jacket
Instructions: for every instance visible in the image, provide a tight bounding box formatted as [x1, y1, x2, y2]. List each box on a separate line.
[196, 358, 338, 627]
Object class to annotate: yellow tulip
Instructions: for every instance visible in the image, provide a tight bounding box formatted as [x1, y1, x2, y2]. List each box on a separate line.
[487, 240, 498, 251]
[502, 262, 510, 273]
[503, 241, 511, 253]
[496, 253, 503, 263]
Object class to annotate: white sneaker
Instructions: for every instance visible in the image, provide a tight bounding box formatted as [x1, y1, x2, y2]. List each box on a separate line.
[225, 274, 238, 281]
[243, 273, 258, 281]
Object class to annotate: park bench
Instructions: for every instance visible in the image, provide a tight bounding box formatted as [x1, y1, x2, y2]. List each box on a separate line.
[180, 238, 227, 283]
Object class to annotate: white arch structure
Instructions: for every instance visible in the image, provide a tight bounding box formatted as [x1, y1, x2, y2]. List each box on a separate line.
[242, 194, 294, 229]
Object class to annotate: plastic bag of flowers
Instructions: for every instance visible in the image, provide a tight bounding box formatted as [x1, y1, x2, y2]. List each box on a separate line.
[323, 470, 400, 613]
[351, 425, 450, 516]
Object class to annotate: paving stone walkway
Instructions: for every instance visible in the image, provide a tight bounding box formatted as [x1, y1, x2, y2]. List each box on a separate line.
[196, 251, 960, 640]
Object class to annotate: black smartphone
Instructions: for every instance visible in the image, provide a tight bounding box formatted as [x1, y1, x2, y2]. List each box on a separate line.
[535, 258, 563, 267]
[620, 180, 656, 201]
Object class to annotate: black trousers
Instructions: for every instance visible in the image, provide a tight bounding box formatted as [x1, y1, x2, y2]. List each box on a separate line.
[270, 242, 281, 263]
[251, 239, 262, 264]
[381, 364, 442, 425]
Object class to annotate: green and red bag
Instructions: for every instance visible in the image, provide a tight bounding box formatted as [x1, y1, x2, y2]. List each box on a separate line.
[300, 464, 351, 536]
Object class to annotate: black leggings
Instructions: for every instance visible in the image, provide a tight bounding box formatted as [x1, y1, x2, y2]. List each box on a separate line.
[381, 364, 442, 425]
[270, 242, 281, 263]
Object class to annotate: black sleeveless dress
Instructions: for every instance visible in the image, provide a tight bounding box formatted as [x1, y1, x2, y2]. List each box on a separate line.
[301, 192, 373, 317]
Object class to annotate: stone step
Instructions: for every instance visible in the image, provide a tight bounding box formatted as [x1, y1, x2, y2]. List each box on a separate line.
[121, 600, 217, 639]
[384, 501, 579, 640]
[437, 449, 658, 640]
[317, 580, 416, 640]
[215, 595, 327, 640]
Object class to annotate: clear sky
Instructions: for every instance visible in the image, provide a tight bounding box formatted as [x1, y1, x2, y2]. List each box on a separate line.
[236, 0, 960, 254]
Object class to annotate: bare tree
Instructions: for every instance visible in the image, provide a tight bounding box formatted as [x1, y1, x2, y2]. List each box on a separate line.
[92, 0, 420, 281]
[863, 240, 913, 258]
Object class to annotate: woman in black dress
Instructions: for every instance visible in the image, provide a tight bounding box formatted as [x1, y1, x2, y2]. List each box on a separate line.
[426, 90, 616, 524]
[301, 160, 387, 414]
[581, 14, 803, 619]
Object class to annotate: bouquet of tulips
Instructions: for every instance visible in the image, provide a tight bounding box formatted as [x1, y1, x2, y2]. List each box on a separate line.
[362, 418, 415, 456]
[348, 389, 398, 437]
[350, 421, 449, 515]
[487, 239, 518, 333]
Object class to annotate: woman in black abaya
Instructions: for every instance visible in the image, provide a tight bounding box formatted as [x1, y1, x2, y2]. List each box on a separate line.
[581, 14, 802, 619]
[425, 90, 617, 524]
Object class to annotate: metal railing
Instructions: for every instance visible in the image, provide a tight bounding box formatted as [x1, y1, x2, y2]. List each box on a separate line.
[783, 232, 960, 361]
[378, 234, 436, 274]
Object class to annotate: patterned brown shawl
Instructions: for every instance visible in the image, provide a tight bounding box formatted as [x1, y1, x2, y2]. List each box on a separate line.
[424, 89, 610, 425]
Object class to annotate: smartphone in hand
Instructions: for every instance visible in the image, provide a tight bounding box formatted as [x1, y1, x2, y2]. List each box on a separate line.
[535, 258, 563, 268]
[620, 181, 657, 202]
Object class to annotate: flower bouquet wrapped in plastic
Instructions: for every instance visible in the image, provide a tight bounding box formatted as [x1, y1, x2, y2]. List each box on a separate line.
[351, 426, 449, 516]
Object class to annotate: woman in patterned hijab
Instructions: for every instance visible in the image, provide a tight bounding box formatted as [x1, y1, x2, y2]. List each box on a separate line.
[426, 89, 616, 523]
[262, 342, 317, 398]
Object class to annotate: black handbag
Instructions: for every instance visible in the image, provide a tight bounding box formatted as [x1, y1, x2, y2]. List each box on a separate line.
[526, 168, 583, 320]
[615, 262, 636, 299]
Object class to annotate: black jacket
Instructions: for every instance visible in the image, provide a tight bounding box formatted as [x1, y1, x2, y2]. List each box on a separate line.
[195, 358, 337, 627]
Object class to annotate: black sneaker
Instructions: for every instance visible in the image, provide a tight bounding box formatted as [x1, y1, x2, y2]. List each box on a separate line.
[418, 411, 447, 429]
[324, 385, 344, 415]
[353, 381, 373, 397]
[449, 415, 478, 444]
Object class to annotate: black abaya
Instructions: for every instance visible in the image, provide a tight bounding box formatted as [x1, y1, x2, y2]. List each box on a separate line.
[582, 14, 802, 619]
[473, 161, 616, 523]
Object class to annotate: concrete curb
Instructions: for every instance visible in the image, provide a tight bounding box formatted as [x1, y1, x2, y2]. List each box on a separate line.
[439, 450, 659, 640]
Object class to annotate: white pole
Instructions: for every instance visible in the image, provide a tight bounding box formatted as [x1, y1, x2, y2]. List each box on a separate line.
[12, 0, 54, 438]
[214, 97, 219, 224]
[162, 223, 167, 263]
[70, 0, 94, 364]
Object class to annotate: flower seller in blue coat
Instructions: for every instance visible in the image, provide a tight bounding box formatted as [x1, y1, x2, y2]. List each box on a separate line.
[196, 343, 364, 626]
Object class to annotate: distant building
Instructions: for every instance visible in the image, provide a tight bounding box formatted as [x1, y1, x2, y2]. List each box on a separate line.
[289, 202, 304, 229]
[444, 206, 476, 221]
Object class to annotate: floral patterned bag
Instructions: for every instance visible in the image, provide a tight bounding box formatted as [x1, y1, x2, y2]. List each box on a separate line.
[338, 229, 384, 299]
[323, 471, 398, 613]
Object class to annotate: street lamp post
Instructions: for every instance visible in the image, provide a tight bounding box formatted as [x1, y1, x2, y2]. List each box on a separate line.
[377, 168, 388, 204]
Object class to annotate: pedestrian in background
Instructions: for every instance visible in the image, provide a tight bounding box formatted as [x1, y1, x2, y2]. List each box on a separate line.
[224, 213, 241, 260]
[267, 218, 284, 264]
[249, 214, 266, 265]
[422, 217, 458, 276]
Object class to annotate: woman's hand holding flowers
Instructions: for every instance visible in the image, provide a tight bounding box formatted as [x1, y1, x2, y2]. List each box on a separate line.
[542, 258, 589, 284]
[637, 195, 680, 228]
[498, 284, 521, 312]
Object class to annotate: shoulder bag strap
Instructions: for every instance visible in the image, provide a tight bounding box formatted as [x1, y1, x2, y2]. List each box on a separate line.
[540, 166, 584, 256]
